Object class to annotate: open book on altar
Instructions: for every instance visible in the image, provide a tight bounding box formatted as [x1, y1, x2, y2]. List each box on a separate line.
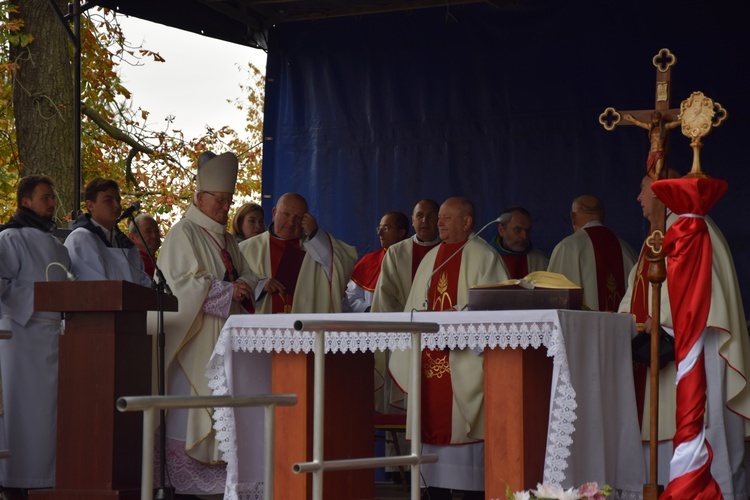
[468, 271, 584, 310]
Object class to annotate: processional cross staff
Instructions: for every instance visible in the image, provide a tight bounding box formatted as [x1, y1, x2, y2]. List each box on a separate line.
[599, 49, 728, 499]
[598, 48, 679, 500]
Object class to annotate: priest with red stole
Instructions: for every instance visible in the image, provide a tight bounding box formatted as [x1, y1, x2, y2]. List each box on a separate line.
[371, 199, 442, 313]
[390, 197, 509, 500]
[547, 194, 636, 311]
[239, 192, 357, 314]
[344, 211, 409, 312]
[487, 206, 548, 278]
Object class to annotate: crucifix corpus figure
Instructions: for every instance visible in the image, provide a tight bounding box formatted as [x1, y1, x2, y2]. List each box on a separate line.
[622, 111, 681, 179]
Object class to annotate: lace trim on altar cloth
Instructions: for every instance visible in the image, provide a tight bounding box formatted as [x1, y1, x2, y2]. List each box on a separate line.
[541, 325, 577, 486]
[215, 320, 558, 354]
[153, 436, 233, 495]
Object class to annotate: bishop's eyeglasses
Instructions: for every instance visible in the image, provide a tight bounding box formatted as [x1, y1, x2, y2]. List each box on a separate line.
[203, 191, 233, 207]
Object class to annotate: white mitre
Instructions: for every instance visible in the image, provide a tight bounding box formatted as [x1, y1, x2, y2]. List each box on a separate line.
[197, 151, 239, 193]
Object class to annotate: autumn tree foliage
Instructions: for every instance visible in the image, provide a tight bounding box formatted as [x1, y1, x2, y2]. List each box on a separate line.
[1, 3, 264, 232]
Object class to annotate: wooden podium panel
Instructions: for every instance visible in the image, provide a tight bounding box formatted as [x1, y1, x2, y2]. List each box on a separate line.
[484, 346, 553, 497]
[31, 281, 177, 500]
[272, 351, 374, 500]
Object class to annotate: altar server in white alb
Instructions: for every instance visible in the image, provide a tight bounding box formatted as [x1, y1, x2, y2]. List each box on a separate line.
[239, 192, 357, 314]
[619, 173, 750, 499]
[156, 151, 270, 497]
[547, 194, 636, 311]
[0, 175, 71, 497]
[390, 197, 509, 500]
[64, 177, 151, 286]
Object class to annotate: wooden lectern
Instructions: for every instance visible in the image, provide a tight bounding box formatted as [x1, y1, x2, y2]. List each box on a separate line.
[31, 280, 177, 500]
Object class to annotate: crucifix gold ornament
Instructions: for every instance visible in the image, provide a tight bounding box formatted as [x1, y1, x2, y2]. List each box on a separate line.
[679, 91, 728, 177]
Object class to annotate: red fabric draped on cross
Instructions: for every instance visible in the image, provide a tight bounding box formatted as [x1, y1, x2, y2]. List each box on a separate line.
[653, 176, 726, 499]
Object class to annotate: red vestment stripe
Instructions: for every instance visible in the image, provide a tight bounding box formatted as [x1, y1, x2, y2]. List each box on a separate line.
[583, 225, 626, 312]
[421, 242, 463, 445]
[500, 253, 528, 280]
[411, 241, 438, 279]
[269, 236, 303, 313]
[350, 248, 386, 292]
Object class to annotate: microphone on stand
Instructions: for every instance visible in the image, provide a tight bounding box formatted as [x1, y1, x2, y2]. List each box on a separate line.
[116, 202, 141, 223]
[422, 213, 511, 310]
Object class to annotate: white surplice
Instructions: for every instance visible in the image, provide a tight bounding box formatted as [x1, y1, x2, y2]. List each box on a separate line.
[0, 226, 70, 488]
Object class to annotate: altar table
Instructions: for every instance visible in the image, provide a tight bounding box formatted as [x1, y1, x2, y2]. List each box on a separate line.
[207, 309, 646, 499]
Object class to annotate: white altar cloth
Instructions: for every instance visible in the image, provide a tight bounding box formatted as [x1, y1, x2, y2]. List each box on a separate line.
[207, 309, 646, 499]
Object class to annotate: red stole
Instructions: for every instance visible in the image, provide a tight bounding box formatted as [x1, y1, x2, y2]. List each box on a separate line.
[422, 241, 463, 445]
[139, 249, 155, 277]
[350, 248, 386, 292]
[500, 253, 529, 280]
[411, 241, 439, 279]
[630, 245, 651, 429]
[269, 236, 305, 313]
[583, 226, 626, 312]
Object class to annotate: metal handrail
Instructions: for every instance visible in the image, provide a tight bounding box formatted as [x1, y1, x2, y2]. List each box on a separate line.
[292, 319, 440, 500]
[117, 393, 297, 500]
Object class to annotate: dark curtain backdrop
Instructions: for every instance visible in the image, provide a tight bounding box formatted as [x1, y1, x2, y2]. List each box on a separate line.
[261, 0, 750, 315]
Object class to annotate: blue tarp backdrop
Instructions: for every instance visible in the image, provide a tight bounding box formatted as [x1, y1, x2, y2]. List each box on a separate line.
[261, 1, 750, 314]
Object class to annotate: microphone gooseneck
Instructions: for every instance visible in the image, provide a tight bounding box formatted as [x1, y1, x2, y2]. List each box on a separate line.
[422, 215, 504, 310]
[45, 261, 78, 282]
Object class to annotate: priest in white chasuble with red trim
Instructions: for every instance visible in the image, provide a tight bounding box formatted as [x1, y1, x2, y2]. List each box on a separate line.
[547, 195, 636, 311]
[389, 197, 508, 499]
[240, 192, 357, 314]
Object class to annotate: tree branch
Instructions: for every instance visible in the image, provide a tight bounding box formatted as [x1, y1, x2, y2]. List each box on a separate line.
[81, 103, 154, 155]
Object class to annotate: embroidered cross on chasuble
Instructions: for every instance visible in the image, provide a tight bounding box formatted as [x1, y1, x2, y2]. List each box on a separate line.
[422, 241, 463, 445]
[269, 236, 306, 313]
